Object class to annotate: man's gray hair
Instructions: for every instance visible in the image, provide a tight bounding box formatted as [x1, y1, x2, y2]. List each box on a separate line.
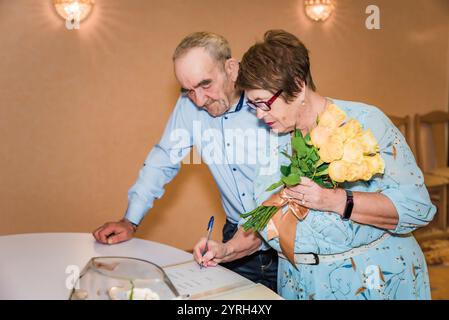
[173, 32, 232, 64]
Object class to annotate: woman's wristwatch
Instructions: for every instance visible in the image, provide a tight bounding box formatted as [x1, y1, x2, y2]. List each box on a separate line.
[342, 189, 354, 221]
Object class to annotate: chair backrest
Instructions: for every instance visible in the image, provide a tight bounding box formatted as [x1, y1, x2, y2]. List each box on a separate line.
[388, 114, 411, 144]
[414, 111, 449, 170]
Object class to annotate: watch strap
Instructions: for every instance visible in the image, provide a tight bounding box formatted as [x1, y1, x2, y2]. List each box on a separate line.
[342, 189, 354, 220]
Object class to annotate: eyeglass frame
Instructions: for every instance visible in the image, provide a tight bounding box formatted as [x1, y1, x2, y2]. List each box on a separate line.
[246, 90, 283, 111]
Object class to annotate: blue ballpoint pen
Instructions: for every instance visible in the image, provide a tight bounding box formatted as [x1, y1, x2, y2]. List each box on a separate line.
[200, 216, 214, 269]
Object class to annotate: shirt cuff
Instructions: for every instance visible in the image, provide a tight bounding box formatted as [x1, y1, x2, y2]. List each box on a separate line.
[124, 201, 148, 226]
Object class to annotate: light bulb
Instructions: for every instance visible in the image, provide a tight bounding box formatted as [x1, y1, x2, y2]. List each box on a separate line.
[53, 0, 95, 23]
[304, 0, 334, 22]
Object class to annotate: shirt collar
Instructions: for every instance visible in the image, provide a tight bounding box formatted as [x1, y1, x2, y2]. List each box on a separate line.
[225, 92, 245, 114]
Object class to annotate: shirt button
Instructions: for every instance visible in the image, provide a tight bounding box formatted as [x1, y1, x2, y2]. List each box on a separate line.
[224, 116, 228, 120]
[242, 193, 246, 197]
[226, 143, 230, 147]
[232, 168, 237, 171]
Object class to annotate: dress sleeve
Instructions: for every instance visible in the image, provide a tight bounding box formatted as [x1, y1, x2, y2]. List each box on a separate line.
[366, 107, 436, 234]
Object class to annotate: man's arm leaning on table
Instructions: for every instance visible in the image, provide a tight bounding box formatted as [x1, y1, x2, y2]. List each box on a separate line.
[93, 97, 195, 244]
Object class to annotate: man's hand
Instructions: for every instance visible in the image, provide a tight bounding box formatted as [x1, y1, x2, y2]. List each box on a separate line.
[93, 219, 137, 245]
[193, 227, 262, 267]
[193, 237, 228, 267]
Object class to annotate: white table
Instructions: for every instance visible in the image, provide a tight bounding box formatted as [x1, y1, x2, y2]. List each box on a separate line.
[0, 233, 194, 300]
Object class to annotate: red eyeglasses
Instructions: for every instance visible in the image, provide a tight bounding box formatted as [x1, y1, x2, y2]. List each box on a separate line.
[246, 90, 283, 111]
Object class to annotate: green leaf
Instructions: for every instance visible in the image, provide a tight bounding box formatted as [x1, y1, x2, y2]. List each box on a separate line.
[313, 176, 328, 187]
[266, 179, 284, 191]
[282, 173, 301, 186]
[322, 181, 334, 188]
[280, 165, 291, 177]
[304, 133, 313, 146]
[291, 158, 299, 168]
[314, 159, 325, 169]
[298, 161, 310, 174]
[316, 162, 329, 170]
[309, 150, 319, 162]
[292, 137, 308, 158]
[313, 176, 323, 183]
[313, 176, 335, 189]
[315, 168, 329, 177]
[290, 166, 303, 176]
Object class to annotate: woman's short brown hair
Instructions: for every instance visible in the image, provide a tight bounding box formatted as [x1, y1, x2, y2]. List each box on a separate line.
[236, 30, 316, 103]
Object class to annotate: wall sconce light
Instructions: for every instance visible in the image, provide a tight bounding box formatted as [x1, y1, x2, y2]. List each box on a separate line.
[304, 0, 334, 22]
[53, 0, 95, 25]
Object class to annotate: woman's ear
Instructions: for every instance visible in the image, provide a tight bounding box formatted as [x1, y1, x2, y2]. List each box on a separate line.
[225, 58, 239, 82]
[294, 78, 306, 92]
[294, 78, 306, 105]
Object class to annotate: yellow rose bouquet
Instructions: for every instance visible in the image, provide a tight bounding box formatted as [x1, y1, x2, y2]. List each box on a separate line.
[241, 104, 385, 232]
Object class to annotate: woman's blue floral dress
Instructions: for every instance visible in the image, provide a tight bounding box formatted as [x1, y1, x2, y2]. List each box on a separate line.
[247, 99, 436, 300]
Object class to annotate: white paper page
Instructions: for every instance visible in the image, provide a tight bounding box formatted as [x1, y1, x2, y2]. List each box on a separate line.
[203, 283, 283, 300]
[163, 260, 252, 299]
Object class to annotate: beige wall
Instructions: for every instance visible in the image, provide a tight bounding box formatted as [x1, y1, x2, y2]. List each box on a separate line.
[1, 0, 448, 250]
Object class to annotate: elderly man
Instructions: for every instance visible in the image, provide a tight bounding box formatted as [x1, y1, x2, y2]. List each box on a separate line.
[93, 32, 278, 291]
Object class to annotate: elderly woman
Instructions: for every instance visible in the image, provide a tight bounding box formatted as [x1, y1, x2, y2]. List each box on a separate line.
[193, 30, 436, 300]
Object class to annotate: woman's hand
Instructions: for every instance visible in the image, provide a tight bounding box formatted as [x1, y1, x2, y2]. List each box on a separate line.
[284, 177, 346, 214]
[285, 177, 399, 229]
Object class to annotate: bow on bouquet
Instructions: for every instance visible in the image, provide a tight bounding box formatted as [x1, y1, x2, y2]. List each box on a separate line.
[241, 104, 385, 265]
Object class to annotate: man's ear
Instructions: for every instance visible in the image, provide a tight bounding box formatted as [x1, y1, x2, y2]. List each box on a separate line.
[225, 58, 239, 81]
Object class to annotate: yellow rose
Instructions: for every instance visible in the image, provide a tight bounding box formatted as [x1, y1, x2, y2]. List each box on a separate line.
[310, 126, 333, 149]
[344, 166, 359, 182]
[319, 134, 344, 163]
[361, 164, 375, 180]
[342, 138, 364, 164]
[363, 154, 385, 175]
[335, 119, 362, 142]
[318, 104, 346, 128]
[357, 130, 379, 154]
[328, 161, 349, 183]
[347, 161, 372, 181]
[352, 161, 373, 181]
[329, 156, 383, 182]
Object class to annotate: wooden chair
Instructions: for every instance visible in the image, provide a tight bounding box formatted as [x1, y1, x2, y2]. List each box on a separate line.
[388, 115, 412, 143]
[415, 111, 449, 178]
[413, 111, 449, 233]
[388, 114, 448, 233]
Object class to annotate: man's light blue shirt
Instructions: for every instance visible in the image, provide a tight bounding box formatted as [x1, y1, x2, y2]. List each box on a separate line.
[124, 94, 278, 227]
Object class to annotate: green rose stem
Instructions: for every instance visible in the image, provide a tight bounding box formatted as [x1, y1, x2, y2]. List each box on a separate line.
[241, 129, 336, 232]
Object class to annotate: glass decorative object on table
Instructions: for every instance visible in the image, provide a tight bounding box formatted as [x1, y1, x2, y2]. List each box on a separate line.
[69, 256, 187, 300]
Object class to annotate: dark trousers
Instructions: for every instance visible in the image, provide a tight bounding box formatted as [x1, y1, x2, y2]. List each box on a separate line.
[220, 220, 278, 293]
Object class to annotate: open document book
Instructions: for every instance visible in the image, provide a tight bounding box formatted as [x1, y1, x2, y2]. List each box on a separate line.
[163, 260, 283, 300]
